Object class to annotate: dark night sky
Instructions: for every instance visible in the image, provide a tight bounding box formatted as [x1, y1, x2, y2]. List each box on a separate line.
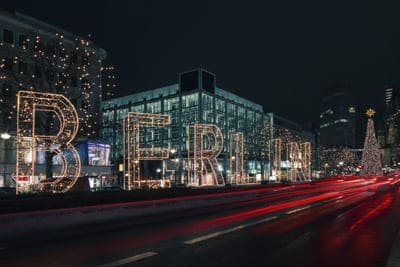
[3, 1, 400, 125]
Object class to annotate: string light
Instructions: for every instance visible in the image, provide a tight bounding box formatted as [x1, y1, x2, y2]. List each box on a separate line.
[189, 123, 225, 186]
[16, 90, 80, 194]
[123, 112, 170, 190]
[229, 132, 244, 184]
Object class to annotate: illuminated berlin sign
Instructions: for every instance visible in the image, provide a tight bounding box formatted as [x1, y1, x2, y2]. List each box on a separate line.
[123, 112, 171, 190]
[273, 139, 311, 181]
[16, 91, 81, 194]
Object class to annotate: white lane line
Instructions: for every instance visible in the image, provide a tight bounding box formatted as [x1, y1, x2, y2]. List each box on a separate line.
[285, 205, 311, 215]
[97, 251, 158, 267]
[183, 216, 278, 245]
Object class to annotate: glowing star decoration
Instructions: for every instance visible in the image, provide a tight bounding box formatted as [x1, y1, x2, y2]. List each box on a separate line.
[123, 112, 170, 190]
[188, 123, 224, 186]
[16, 91, 80, 194]
[366, 108, 376, 118]
[229, 132, 244, 184]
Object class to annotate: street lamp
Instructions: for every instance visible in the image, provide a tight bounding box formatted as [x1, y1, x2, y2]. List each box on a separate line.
[338, 161, 344, 175]
[1, 132, 11, 187]
[324, 163, 328, 176]
[156, 168, 161, 180]
[1, 132, 10, 140]
[169, 148, 177, 186]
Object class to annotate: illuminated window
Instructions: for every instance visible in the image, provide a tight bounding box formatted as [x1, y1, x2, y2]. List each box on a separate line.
[334, 119, 348, 124]
[88, 142, 110, 166]
[349, 107, 356, 113]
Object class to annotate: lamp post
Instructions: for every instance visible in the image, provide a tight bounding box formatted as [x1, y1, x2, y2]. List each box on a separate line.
[170, 148, 177, 186]
[1, 132, 11, 187]
[156, 168, 161, 180]
[338, 161, 344, 175]
[324, 163, 328, 177]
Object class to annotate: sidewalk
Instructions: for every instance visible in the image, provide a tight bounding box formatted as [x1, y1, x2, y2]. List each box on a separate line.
[386, 189, 400, 266]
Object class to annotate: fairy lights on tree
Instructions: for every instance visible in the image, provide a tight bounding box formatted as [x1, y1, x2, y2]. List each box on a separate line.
[361, 108, 383, 175]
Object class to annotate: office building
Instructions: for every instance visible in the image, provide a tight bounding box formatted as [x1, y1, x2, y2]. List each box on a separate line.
[319, 89, 357, 148]
[102, 69, 272, 184]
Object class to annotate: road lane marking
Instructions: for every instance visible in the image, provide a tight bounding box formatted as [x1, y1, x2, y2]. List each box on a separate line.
[183, 216, 278, 245]
[285, 205, 311, 214]
[97, 251, 158, 267]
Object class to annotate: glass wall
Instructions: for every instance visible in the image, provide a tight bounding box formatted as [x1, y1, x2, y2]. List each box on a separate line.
[202, 93, 214, 123]
[101, 84, 272, 181]
[164, 97, 180, 149]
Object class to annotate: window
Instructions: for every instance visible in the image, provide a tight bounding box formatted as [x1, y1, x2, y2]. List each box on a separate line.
[82, 78, 90, 89]
[3, 29, 14, 44]
[34, 40, 44, 52]
[46, 68, 55, 81]
[2, 58, 13, 72]
[19, 34, 28, 49]
[59, 72, 67, 84]
[88, 142, 110, 166]
[1, 84, 12, 96]
[18, 62, 28, 74]
[59, 48, 66, 58]
[46, 43, 55, 55]
[82, 53, 89, 66]
[34, 65, 41, 78]
[71, 51, 78, 64]
[71, 75, 78, 87]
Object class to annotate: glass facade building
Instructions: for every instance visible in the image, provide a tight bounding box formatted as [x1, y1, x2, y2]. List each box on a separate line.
[102, 69, 273, 183]
[319, 90, 356, 148]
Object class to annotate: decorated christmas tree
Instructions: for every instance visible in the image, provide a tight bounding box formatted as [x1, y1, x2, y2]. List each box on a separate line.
[361, 108, 382, 175]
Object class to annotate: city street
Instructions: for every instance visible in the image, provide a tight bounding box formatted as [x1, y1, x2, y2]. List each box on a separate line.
[1, 175, 399, 266]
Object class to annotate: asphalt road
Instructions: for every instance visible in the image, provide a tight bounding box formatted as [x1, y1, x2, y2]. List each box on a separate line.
[1, 176, 399, 267]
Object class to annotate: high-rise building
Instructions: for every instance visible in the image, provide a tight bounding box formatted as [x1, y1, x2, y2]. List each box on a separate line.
[381, 86, 400, 165]
[319, 89, 357, 148]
